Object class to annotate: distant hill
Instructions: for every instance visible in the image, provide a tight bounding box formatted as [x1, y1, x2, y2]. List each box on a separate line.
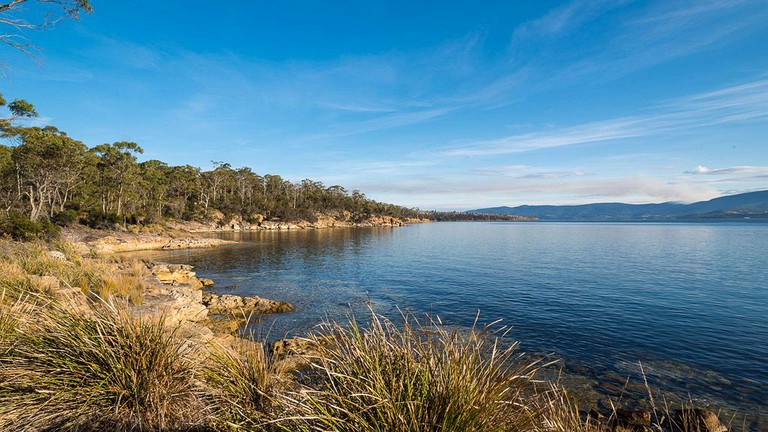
[468, 190, 768, 221]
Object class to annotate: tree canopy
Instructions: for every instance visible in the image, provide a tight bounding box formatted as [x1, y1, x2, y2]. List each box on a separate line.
[0, 95, 419, 229]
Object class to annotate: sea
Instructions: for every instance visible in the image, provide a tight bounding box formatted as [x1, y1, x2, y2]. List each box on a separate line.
[128, 221, 768, 424]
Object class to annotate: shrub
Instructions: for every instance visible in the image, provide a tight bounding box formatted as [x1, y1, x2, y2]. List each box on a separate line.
[0, 303, 204, 431]
[80, 211, 120, 229]
[0, 212, 59, 241]
[51, 209, 79, 226]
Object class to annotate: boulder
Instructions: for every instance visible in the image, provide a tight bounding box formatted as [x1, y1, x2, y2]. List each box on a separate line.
[672, 409, 727, 432]
[30, 275, 60, 291]
[203, 293, 293, 315]
[270, 337, 321, 373]
[134, 285, 209, 325]
[270, 337, 318, 358]
[47, 250, 68, 261]
[199, 278, 215, 287]
[148, 262, 203, 289]
[261, 221, 279, 230]
[617, 409, 651, 425]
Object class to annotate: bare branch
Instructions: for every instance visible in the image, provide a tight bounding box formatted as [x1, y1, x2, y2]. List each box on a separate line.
[0, 0, 91, 64]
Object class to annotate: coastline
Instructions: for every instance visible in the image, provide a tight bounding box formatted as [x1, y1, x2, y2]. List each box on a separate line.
[58, 214, 428, 254]
[0, 223, 747, 431]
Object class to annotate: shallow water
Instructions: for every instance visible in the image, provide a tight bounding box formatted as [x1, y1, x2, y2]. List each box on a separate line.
[130, 222, 768, 418]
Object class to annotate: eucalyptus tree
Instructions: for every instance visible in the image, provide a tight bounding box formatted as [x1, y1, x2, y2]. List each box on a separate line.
[91, 141, 143, 217]
[11, 126, 89, 220]
[166, 164, 202, 219]
[0, 143, 13, 212]
[0, 91, 37, 135]
[138, 159, 171, 220]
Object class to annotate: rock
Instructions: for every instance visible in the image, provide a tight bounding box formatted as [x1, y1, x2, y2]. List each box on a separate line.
[148, 262, 203, 289]
[588, 409, 607, 423]
[617, 409, 651, 425]
[270, 337, 318, 358]
[161, 237, 231, 250]
[29, 275, 60, 291]
[270, 337, 321, 373]
[673, 409, 727, 432]
[199, 278, 215, 287]
[134, 285, 208, 325]
[207, 315, 244, 335]
[47, 250, 68, 261]
[261, 221, 279, 230]
[203, 293, 293, 315]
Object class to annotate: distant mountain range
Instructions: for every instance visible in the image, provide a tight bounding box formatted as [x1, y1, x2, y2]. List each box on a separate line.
[468, 190, 768, 221]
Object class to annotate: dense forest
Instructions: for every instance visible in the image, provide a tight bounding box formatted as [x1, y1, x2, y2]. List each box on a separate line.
[0, 93, 421, 236]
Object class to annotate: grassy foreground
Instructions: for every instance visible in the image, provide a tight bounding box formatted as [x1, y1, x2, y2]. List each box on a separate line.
[0, 239, 733, 431]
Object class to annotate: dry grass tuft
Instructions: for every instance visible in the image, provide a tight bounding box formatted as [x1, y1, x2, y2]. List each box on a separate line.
[0, 301, 205, 431]
[202, 338, 289, 430]
[284, 310, 545, 432]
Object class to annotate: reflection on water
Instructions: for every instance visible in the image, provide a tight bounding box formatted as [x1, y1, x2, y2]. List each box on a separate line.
[125, 222, 768, 419]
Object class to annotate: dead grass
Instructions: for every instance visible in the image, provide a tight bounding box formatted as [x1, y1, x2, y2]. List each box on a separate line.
[202, 337, 290, 430]
[0, 238, 145, 305]
[0, 301, 205, 431]
[283, 310, 546, 432]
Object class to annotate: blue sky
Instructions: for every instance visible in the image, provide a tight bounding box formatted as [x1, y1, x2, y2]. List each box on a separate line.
[3, 0, 768, 210]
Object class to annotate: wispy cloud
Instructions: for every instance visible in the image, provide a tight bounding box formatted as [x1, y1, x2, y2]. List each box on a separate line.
[512, 0, 629, 42]
[474, 164, 588, 179]
[507, 0, 768, 92]
[443, 77, 768, 157]
[315, 102, 399, 113]
[359, 174, 720, 208]
[685, 165, 768, 175]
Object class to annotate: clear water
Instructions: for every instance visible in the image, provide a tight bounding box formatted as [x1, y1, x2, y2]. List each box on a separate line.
[130, 222, 768, 416]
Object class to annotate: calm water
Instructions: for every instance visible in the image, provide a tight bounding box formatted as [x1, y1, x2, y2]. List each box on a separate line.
[131, 222, 768, 415]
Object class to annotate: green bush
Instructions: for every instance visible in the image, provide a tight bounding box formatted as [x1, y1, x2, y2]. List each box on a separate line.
[0, 212, 60, 241]
[51, 209, 79, 226]
[80, 211, 120, 229]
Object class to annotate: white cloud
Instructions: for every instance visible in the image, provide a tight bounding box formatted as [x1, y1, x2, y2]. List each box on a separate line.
[358, 174, 720, 209]
[685, 165, 768, 175]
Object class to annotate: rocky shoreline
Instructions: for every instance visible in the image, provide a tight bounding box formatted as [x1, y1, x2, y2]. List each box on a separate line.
[164, 212, 430, 233]
[129, 261, 295, 352]
[37, 222, 742, 431]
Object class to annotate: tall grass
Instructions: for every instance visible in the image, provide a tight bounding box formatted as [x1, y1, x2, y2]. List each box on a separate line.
[285, 311, 545, 432]
[202, 338, 289, 431]
[0, 301, 204, 431]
